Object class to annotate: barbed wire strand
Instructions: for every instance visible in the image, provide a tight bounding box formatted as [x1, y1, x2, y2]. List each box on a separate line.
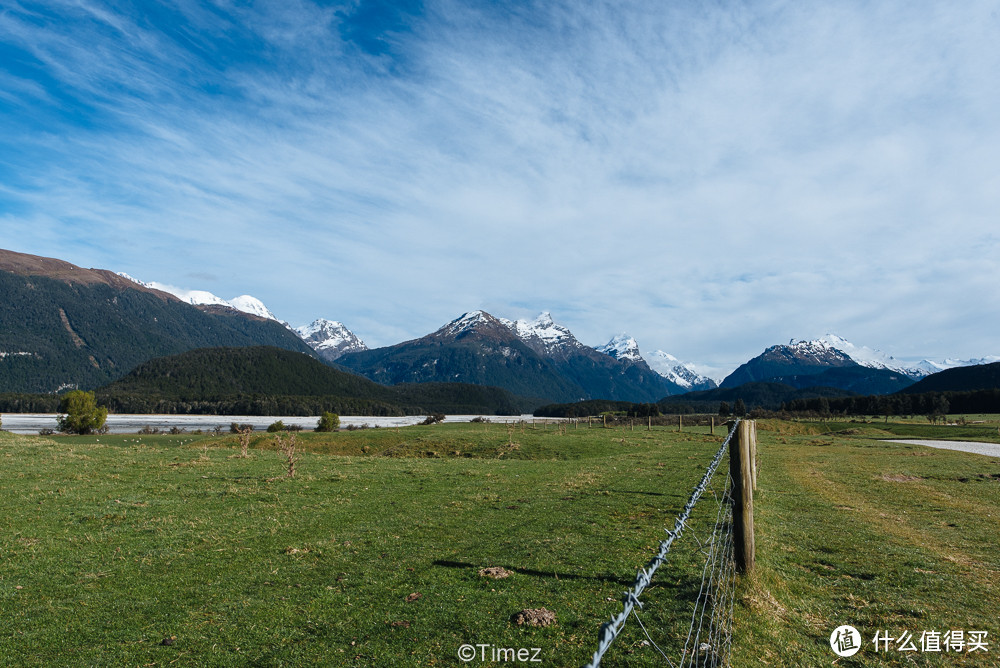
[583, 420, 739, 668]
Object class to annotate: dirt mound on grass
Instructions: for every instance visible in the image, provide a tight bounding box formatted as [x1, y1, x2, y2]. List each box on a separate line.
[511, 608, 556, 627]
[479, 566, 513, 579]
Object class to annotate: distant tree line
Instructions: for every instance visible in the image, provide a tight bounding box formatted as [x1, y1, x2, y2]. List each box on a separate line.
[96, 393, 412, 417]
[533, 400, 659, 418]
[782, 389, 1000, 417]
[0, 390, 528, 417]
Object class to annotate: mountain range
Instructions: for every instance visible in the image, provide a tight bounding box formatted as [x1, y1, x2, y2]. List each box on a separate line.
[112, 260, 994, 393]
[2, 248, 998, 404]
[334, 310, 682, 404]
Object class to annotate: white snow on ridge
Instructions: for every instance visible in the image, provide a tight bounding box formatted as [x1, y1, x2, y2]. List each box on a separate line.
[597, 334, 643, 363]
[440, 310, 493, 336]
[116, 272, 280, 321]
[813, 334, 924, 377]
[912, 356, 1000, 375]
[116, 272, 152, 288]
[501, 312, 579, 353]
[229, 295, 278, 321]
[295, 318, 367, 357]
[646, 349, 720, 389]
[595, 333, 718, 389]
[801, 334, 998, 379]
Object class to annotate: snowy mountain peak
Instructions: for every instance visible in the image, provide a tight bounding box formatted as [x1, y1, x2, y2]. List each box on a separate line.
[534, 311, 555, 327]
[436, 310, 507, 338]
[295, 318, 367, 362]
[597, 334, 643, 363]
[500, 312, 580, 354]
[795, 334, 927, 378]
[646, 350, 719, 391]
[229, 295, 277, 321]
[117, 272, 281, 322]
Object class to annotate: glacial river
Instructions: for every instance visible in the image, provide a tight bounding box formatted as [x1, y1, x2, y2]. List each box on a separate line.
[0, 413, 549, 435]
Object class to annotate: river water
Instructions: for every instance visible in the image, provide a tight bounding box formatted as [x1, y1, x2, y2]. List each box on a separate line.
[0, 413, 548, 435]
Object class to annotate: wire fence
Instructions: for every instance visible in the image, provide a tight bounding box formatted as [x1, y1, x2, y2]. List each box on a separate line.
[677, 467, 735, 666]
[583, 419, 740, 668]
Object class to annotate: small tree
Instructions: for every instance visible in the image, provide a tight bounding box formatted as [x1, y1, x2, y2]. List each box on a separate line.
[57, 390, 108, 435]
[734, 398, 747, 418]
[718, 401, 731, 417]
[316, 412, 340, 432]
[267, 420, 286, 433]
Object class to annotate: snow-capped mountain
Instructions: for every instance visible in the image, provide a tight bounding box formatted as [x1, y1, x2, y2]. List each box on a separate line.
[228, 295, 278, 321]
[721, 338, 859, 388]
[437, 310, 507, 338]
[912, 356, 1000, 376]
[597, 334, 643, 363]
[596, 335, 718, 391]
[295, 319, 367, 362]
[778, 335, 1000, 380]
[813, 334, 927, 378]
[337, 309, 685, 402]
[117, 273, 279, 321]
[644, 350, 719, 391]
[500, 312, 582, 357]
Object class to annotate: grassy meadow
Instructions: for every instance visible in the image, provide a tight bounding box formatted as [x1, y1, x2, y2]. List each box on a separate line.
[1, 418, 998, 666]
[735, 419, 1000, 667]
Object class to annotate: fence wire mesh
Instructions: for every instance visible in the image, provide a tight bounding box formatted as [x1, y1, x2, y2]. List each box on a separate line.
[677, 471, 735, 666]
[583, 420, 739, 668]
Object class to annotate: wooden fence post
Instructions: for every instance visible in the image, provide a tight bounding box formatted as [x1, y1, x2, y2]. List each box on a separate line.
[711, 416, 715, 435]
[730, 419, 755, 573]
[679, 415, 683, 432]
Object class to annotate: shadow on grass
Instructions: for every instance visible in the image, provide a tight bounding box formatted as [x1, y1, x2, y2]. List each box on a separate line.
[600, 489, 669, 497]
[433, 560, 637, 586]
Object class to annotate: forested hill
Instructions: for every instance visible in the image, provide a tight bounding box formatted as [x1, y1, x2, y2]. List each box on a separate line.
[105, 346, 381, 399]
[899, 361, 1000, 394]
[96, 346, 535, 416]
[0, 262, 314, 393]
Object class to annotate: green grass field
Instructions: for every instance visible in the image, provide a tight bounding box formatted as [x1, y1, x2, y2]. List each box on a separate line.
[1, 419, 998, 666]
[735, 420, 1000, 666]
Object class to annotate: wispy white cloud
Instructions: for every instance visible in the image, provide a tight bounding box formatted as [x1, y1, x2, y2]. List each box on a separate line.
[2, 0, 999, 370]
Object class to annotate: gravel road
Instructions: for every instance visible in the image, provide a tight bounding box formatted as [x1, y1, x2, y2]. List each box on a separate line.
[885, 439, 1000, 458]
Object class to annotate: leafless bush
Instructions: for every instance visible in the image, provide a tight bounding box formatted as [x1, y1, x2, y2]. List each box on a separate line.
[273, 432, 298, 478]
[420, 413, 446, 425]
[237, 427, 253, 459]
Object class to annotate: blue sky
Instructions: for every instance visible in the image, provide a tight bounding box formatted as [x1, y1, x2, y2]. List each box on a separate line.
[2, 0, 999, 372]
